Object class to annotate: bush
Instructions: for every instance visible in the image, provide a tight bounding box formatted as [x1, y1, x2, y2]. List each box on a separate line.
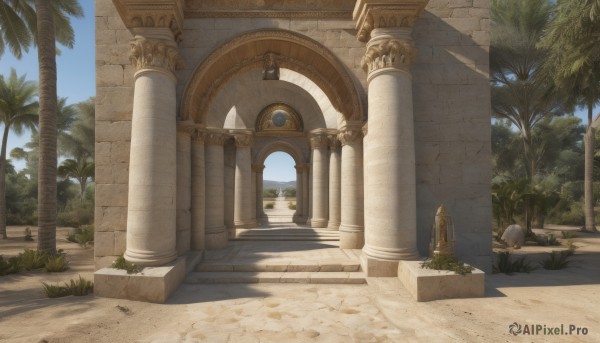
[534, 233, 560, 246]
[421, 255, 473, 275]
[0, 256, 22, 276]
[24, 227, 33, 241]
[493, 251, 536, 274]
[67, 225, 94, 247]
[561, 231, 577, 239]
[111, 256, 141, 274]
[264, 202, 274, 209]
[540, 250, 572, 270]
[42, 275, 94, 298]
[18, 249, 48, 270]
[288, 201, 296, 210]
[44, 254, 69, 272]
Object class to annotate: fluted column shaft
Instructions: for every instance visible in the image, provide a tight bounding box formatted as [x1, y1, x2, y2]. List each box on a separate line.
[362, 28, 420, 274]
[339, 124, 364, 248]
[204, 132, 228, 249]
[176, 123, 193, 255]
[310, 130, 329, 228]
[328, 137, 341, 230]
[191, 131, 206, 250]
[233, 133, 254, 229]
[124, 29, 181, 266]
[303, 164, 310, 225]
[254, 165, 265, 222]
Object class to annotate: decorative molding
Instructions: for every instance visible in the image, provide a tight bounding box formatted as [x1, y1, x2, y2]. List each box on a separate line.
[232, 133, 254, 148]
[310, 134, 329, 150]
[130, 37, 183, 73]
[192, 129, 206, 143]
[185, 10, 352, 19]
[204, 131, 227, 146]
[353, 0, 430, 42]
[362, 38, 415, 74]
[113, 0, 184, 39]
[256, 103, 303, 135]
[176, 120, 195, 135]
[338, 127, 364, 146]
[329, 134, 341, 151]
[184, 0, 353, 19]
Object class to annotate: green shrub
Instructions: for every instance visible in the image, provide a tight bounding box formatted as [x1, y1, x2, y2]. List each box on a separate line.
[0, 256, 22, 276]
[111, 256, 141, 274]
[264, 202, 274, 209]
[44, 254, 69, 272]
[42, 275, 93, 298]
[288, 201, 296, 210]
[42, 282, 72, 298]
[534, 233, 560, 246]
[421, 255, 473, 275]
[24, 227, 33, 241]
[67, 225, 94, 247]
[18, 249, 48, 270]
[561, 231, 577, 239]
[493, 251, 536, 274]
[540, 250, 572, 270]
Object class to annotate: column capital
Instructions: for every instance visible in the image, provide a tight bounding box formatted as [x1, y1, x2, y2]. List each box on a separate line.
[113, 0, 184, 39]
[129, 35, 183, 74]
[192, 129, 206, 144]
[362, 36, 415, 75]
[176, 120, 195, 135]
[252, 164, 265, 173]
[329, 134, 341, 151]
[231, 131, 254, 148]
[204, 131, 227, 146]
[338, 122, 365, 146]
[309, 129, 330, 150]
[353, 0, 429, 43]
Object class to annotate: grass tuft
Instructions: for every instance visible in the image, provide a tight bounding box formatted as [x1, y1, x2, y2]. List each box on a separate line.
[67, 225, 94, 247]
[44, 254, 69, 273]
[264, 202, 274, 209]
[421, 254, 474, 275]
[18, 249, 48, 270]
[41, 275, 93, 298]
[0, 256, 22, 276]
[24, 227, 33, 241]
[493, 251, 536, 274]
[111, 256, 142, 274]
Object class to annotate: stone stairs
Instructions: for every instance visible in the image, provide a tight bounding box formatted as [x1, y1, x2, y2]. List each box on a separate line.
[234, 227, 339, 241]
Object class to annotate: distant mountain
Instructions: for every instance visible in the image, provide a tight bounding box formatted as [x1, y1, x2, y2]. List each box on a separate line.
[263, 180, 296, 190]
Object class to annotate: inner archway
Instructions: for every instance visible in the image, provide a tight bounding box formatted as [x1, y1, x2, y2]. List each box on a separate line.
[262, 152, 296, 225]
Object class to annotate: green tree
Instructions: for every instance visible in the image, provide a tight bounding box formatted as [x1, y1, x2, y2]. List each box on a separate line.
[540, 0, 600, 232]
[33, 0, 83, 253]
[490, 0, 562, 181]
[60, 97, 94, 160]
[0, 0, 34, 59]
[58, 158, 93, 204]
[0, 69, 38, 239]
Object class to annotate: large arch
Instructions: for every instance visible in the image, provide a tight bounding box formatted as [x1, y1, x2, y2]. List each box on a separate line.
[180, 29, 364, 124]
[253, 140, 305, 167]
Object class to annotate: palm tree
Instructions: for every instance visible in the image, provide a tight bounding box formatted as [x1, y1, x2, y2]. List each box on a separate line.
[540, 0, 600, 232]
[490, 0, 562, 182]
[0, 0, 34, 59]
[0, 68, 38, 239]
[58, 158, 93, 204]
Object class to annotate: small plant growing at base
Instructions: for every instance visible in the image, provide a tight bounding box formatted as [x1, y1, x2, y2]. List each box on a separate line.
[264, 202, 274, 209]
[493, 251, 536, 274]
[541, 250, 574, 270]
[42, 275, 93, 298]
[18, 249, 48, 270]
[67, 225, 94, 247]
[421, 255, 473, 275]
[24, 227, 33, 241]
[44, 254, 69, 272]
[561, 231, 577, 239]
[0, 256, 22, 276]
[111, 256, 142, 274]
[535, 233, 560, 247]
[42, 282, 72, 298]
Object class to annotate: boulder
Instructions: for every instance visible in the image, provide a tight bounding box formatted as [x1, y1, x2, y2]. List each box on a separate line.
[501, 225, 525, 248]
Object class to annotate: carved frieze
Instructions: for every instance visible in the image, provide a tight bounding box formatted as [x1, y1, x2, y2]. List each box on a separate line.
[130, 37, 183, 73]
[184, 0, 353, 19]
[353, 0, 430, 42]
[233, 133, 254, 148]
[113, 0, 184, 38]
[361, 38, 415, 74]
[204, 131, 227, 146]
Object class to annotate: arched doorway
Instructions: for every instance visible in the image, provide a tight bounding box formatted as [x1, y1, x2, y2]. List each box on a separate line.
[261, 151, 296, 225]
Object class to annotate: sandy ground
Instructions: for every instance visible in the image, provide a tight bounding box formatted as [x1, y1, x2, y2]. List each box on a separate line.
[0, 225, 599, 342]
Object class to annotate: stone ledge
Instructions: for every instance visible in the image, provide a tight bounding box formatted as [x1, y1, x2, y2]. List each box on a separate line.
[94, 256, 186, 303]
[398, 260, 485, 302]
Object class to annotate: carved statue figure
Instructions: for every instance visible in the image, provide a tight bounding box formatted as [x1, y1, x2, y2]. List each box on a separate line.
[432, 205, 454, 256]
[263, 52, 280, 80]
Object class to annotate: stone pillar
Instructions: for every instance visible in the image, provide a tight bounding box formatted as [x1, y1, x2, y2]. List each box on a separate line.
[233, 132, 254, 229]
[191, 130, 206, 250]
[309, 130, 329, 228]
[302, 164, 310, 225]
[124, 29, 182, 266]
[306, 162, 312, 225]
[327, 136, 341, 230]
[338, 123, 364, 249]
[251, 169, 257, 227]
[175, 122, 194, 256]
[224, 141, 235, 236]
[354, 0, 427, 275]
[204, 131, 228, 250]
[293, 164, 304, 224]
[254, 164, 265, 223]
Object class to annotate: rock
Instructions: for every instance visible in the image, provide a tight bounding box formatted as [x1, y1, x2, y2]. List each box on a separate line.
[501, 225, 525, 248]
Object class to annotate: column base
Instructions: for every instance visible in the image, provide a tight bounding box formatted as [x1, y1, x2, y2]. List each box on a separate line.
[206, 228, 228, 250]
[361, 244, 420, 277]
[234, 221, 254, 229]
[327, 221, 340, 230]
[293, 214, 306, 224]
[124, 248, 178, 267]
[339, 227, 364, 249]
[310, 218, 328, 228]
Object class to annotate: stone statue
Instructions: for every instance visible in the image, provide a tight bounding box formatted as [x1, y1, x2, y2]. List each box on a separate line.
[431, 205, 455, 256]
[263, 52, 280, 80]
[501, 224, 525, 249]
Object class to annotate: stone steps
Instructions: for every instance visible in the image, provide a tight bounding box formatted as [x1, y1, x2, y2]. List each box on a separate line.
[185, 271, 366, 284]
[234, 228, 340, 241]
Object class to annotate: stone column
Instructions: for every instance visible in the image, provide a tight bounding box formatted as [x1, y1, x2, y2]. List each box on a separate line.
[251, 169, 257, 227]
[327, 136, 341, 230]
[354, 1, 427, 275]
[124, 29, 182, 266]
[204, 131, 228, 250]
[224, 142, 235, 236]
[176, 122, 194, 256]
[191, 130, 206, 250]
[302, 164, 310, 225]
[233, 132, 254, 229]
[338, 123, 364, 249]
[254, 164, 265, 223]
[293, 165, 304, 223]
[309, 130, 329, 228]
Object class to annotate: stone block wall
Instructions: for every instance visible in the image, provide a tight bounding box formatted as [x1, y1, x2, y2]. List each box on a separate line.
[413, 0, 492, 270]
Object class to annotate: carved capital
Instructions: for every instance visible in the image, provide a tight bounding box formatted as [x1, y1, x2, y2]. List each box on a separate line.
[338, 127, 364, 146]
[310, 134, 329, 150]
[192, 129, 206, 144]
[362, 38, 415, 74]
[233, 133, 254, 148]
[353, 0, 430, 42]
[204, 131, 227, 146]
[177, 120, 195, 135]
[329, 134, 341, 151]
[113, 0, 184, 39]
[130, 37, 183, 73]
